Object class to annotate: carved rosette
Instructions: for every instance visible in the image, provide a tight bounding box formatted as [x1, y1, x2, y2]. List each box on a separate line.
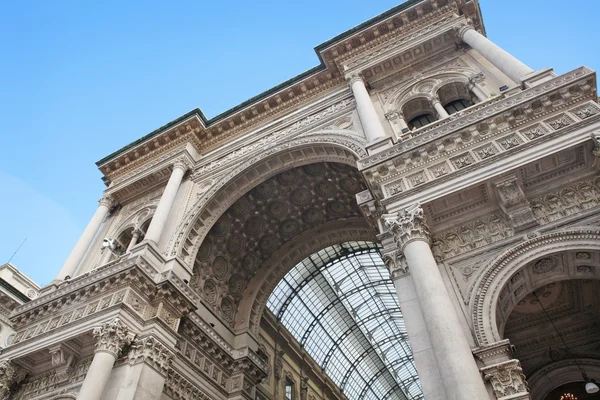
[382, 205, 431, 249]
[382, 249, 409, 280]
[481, 359, 530, 400]
[127, 336, 173, 377]
[0, 360, 26, 399]
[92, 318, 134, 358]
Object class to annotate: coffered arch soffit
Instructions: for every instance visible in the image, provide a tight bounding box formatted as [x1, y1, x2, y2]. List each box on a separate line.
[188, 161, 370, 331]
[238, 218, 375, 334]
[166, 135, 367, 264]
[527, 358, 600, 400]
[383, 70, 475, 111]
[469, 227, 600, 346]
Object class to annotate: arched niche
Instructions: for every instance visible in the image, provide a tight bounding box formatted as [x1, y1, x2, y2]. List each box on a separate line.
[470, 227, 600, 346]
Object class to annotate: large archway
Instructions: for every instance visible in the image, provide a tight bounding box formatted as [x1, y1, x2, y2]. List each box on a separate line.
[187, 160, 370, 331]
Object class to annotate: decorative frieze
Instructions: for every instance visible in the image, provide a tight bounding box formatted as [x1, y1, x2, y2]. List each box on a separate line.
[431, 214, 511, 260]
[530, 176, 600, 225]
[164, 369, 212, 400]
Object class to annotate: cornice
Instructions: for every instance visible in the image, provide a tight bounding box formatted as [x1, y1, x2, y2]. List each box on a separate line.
[95, 0, 485, 184]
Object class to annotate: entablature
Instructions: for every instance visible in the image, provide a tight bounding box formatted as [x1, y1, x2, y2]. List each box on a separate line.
[357, 66, 597, 206]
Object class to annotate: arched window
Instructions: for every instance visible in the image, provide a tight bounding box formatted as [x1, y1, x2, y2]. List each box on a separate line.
[407, 113, 436, 130]
[443, 98, 473, 115]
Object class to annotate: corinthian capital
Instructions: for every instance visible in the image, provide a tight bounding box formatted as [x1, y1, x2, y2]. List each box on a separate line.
[382, 204, 430, 249]
[173, 157, 192, 172]
[0, 360, 26, 399]
[382, 249, 409, 280]
[453, 22, 474, 40]
[127, 336, 173, 377]
[98, 194, 114, 208]
[481, 359, 530, 399]
[346, 73, 364, 86]
[92, 318, 134, 358]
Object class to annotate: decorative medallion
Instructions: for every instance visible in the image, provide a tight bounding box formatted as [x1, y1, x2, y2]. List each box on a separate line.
[302, 163, 325, 176]
[340, 177, 363, 194]
[212, 216, 230, 237]
[212, 256, 229, 281]
[302, 208, 325, 224]
[279, 219, 300, 236]
[204, 280, 217, 305]
[532, 258, 557, 274]
[244, 216, 265, 236]
[259, 234, 280, 255]
[315, 180, 336, 197]
[221, 298, 234, 324]
[228, 274, 244, 298]
[226, 234, 245, 255]
[276, 170, 299, 186]
[197, 240, 212, 261]
[242, 253, 260, 274]
[267, 200, 288, 219]
[290, 188, 312, 205]
[327, 201, 346, 216]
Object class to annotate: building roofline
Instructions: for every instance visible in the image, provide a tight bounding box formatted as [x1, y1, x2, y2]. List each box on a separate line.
[96, 0, 427, 166]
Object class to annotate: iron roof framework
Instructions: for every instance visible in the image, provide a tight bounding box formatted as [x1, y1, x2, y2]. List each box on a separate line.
[267, 241, 423, 400]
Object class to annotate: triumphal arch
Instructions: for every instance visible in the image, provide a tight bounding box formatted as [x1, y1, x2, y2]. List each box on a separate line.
[2, 0, 599, 399]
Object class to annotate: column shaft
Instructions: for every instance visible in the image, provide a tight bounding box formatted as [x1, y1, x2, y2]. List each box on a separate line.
[433, 101, 449, 119]
[144, 161, 188, 245]
[56, 196, 112, 281]
[460, 26, 533, 83]
[76, 351, 116, 400]
[349, 77, 387, 142]
[403, 239, 488, 399]
[393, 275, 446, 400]
[127, 230, 141, 252]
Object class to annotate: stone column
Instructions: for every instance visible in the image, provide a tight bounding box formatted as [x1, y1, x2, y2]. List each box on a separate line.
[144, 158, 191, 245]
[348, 75, 387, 143]
[432, 97, 449, 119]
[382, 250, 446, 400]
[127, 229, 142, 252]
[77, 318, 133, 400]
[56, 195, 113, 281]
[457, 24, 534, 83]
[469, 73, 488, 102]
[383, 205, 489, 400]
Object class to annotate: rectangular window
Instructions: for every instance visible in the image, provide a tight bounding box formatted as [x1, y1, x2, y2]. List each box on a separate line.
[285, 379, 294, 400]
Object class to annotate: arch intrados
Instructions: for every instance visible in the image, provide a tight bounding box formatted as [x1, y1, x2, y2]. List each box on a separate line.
[434, 79, 472, 105]
[169, 137, 366, 264]
[387, 70, 476, 109]
[527, 358, 600, 400]
[235, 218, 375, 334]
[470, 227, 600, 345]
[401, 96, 436, 122]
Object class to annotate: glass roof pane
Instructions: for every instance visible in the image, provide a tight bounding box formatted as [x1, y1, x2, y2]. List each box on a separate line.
[267, 242, 423, 400]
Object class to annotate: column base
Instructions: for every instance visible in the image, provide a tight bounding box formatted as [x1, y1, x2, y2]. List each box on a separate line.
[365, 136, 394, 155]
[521, 68, 557, 88]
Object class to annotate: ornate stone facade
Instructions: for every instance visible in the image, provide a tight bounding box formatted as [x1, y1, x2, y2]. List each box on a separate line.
[2, 1, 599, 399]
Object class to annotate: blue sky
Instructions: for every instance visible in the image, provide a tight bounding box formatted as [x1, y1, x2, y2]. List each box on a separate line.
[1, 0, 598, 286]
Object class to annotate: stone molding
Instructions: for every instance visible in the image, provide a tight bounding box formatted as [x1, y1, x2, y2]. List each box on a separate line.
[164, 368, 212, 400]
[127, 335, 173, 376]
[48, 343, 78, 383]
[382, 204, 431, 249]
[481, 359, 530, 400]
[92, 318, 134, 358]
[470, 227, 600, 345]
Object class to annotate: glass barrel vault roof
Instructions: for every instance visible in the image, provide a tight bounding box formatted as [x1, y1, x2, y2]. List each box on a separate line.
[267, 241, 423, 400]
